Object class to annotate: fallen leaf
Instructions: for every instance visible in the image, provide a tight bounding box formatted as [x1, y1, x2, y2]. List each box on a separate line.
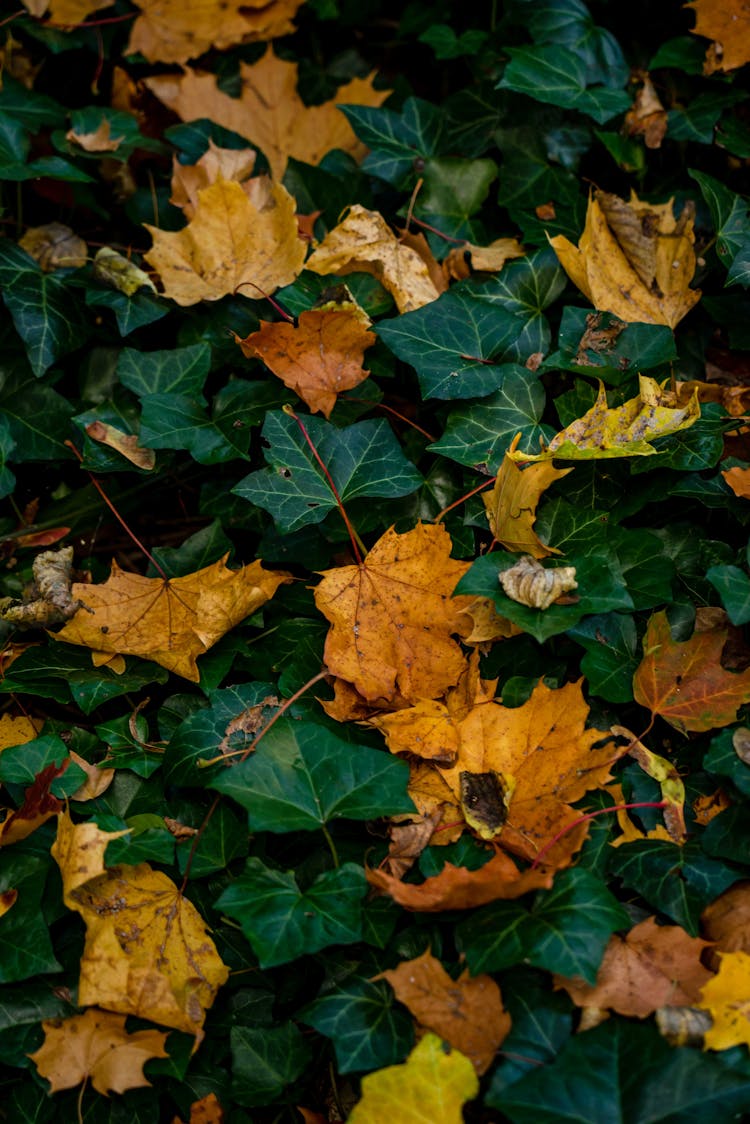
[549, 190, 701, 328]
[676, 379, 750, 417]
[314, 523, 472, 707]
[499, 555, 578, 609]
[613, 725, 686, 843]
[28, 1008, 168, 1094]
[93, 247, 156, 296]
[624, 71, 668, 149]
[383, 810, 443, 878]
[27, 0, 113, 22]
[53, 810, 130, 898]
[238, 309, 376, 418]
[0, 546, 83, 628]
[367, 848, 552, 911]
[127, 0, 304, 63]
[702, 882, 750, 965]
[686, 0, 750, 73]
[56, 555, 291, 682]
[170, 142, 258, 219]
[633, 609, 750, 733]
[0, 761, 65, 847]
[482, 437, 572, 557]
[397, 229, 448, 293]
[509, 377, 700, 462]
[377, 948, 510, 1074]
[18, 223, 87, 271]
[347, 1032, 478, 1124]
[655, 1005, 713, 1047]
[454, 596, 522, 644]
[555, 917, 712, 1016]
[722, 466, 750, 498]
[144, 178, 306, 306]
[85, 421, 155, 471]
[67, 750, 115, 802]
[146, 47, 390, 180]
[443, 237, 525, 281]
[66, 119, 124, 153]
[698, 950, 750, 1049]
[306, 206, 442, 313]
[0, 713, 42, 750]
[174, 1093, 225, 1123]
[693, 788, 731, 825]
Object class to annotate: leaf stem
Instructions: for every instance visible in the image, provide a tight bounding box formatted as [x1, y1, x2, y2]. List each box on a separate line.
[530, 801, 668, 870]
[433, 475, 496, 523]
[321, 822, 340, 868]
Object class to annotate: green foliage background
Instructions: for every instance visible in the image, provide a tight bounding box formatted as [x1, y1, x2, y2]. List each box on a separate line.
[2, 0, 750, 1119]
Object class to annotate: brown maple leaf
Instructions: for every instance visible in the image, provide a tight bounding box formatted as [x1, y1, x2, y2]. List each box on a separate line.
[633, 608, 750, 733]
[55, 555, 291, 682]
[314, 523, 472, 707]
[686, 0, 750, 74]
[238, 309, 376, 418]
[376, 948, 511, 1075]
[28, 1008, 168, 1095]
[145, 47, 390, 180]
[144, 179, 306, 306]
[127, 0, 304, 64]
[702, 882, 750, 969]
[555, 916, 712, 1017]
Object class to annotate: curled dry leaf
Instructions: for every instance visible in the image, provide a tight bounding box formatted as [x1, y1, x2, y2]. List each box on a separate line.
[443, 237, 525, 281]
[499, 555, 578, 610]
[686, 0, 750, 74]
[144, 179, 305, 305]
[549, 190, 701, 328]
[65, 119, 124, 152]
[67, 749, 115, 802]
[128, 0, 304, 64]
[305, 205, 443, 313]
[483, 436, 572, 558]
[624, 71, 668, 149]
[85, 421, 156, 471]
[56, 555, 291, 682]
[19, 223, 87, 272]
[613, 725, 687, 842]
[734, 726, 750, 763]
[28, 1008, 169, 1095]
[146, 47, 390, 180]
[0, 546, 83, 628]
[376, 948, 510, 1075]
[655, 1005, 712, 1047]
[93, 247, 156, 296]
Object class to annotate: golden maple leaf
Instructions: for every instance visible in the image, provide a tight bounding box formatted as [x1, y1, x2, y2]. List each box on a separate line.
[509, 376, 700, 462]
[699, 950, 750, 1049]
[170, 141, 258, 219]
[483, 438, 572, 556]
[55, 555, 291, 682]
[376, 949, 510, 1075]
[314, 523, 472, 707]
[238, 309, 376, 418]
[23, 0, 112, 21]
[348, 1033, 478, 1124]
[549, 190, 701, 328]
[144, 178, 306, 306]
[53, 813, 228, 1037]
[306, 205, 443, 313]
[686, 0, 750, 74]
[127, 0, 304, 64]
[28, 1008, 169, 1095]
[145, 47, 390, 180]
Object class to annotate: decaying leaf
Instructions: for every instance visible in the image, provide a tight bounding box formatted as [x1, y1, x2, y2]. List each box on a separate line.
[348, 1032, 478, 1124]
[454, 596, 522, 644]
[442, 237, 525, 281]
[383, 810, 443, 878]
[93, 247, 156, 296]
[0, 546, 83, 628]
[499, 555, 578, 610]
[555, 917, 712, 1017]
[633, 609, 750, 733]
[613, 725, 687, 842]
[698, 950, 750, 1049]
[85, 421, 155, 471]
[549, 190, 701, 328]
[67, 750, 115, 802]
[25, 0, 113, 22]
[655, 1005, 713, 1047]
[702, 882, 750, 968]
[377, 949, 510, 1074]
[624, 71, 668, 149]
[0, 712, 42, 751]
[0, 761, 67, 847]
[314, 523, 472, 707]
[734, 727, 750, 764]
[66, 119, 124, 153]
[146, 47, 390, 180]
[483, 438, 572, 557]
[145, 178, 305, 306]
[237, 309, 376, 418]
[510, 377, 700, 462]
[722, 465, 750, 499]
[171, 1093, 226, 1124]
[19, 223, 87, 272]
[28, 1008, 169, 1094]
[55, 555, 291, 682]
[127, 0, 304, 64]
[686, 0, 750, 74]
[305, 205, 443, 313]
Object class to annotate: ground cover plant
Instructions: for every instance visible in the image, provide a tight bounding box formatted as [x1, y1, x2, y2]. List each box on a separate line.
[3, 0, 750, 1119]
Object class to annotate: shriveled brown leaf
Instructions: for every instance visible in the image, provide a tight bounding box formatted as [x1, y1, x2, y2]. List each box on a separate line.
[66, 119, 124, 152]
[67, 750, 115, 802]
[19, 223, 87, 271]
[624, 71, 668, 148]
[85, 421, 155, 471]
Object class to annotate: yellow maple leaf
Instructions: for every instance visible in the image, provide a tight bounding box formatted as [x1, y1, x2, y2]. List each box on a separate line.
[509, 376, 700, 462]
[306, 205, 443, 313]
[0, 713, 42, 751]
[127, 0, 304, 64]
[23, 0, 112, 21]
[145, 47, 390, 180]
[53, 814, 228, 1037]
[699, 950, 750, 1049]
[28, 1008, 168, 1095]
[483, 435, 572, 556]
[55, 555, 291, 682]
[549, 190, 701, 328]
[144, 179, 306, 306]
[348, 1032, 478, 1124]
[170, 141, 258, 219]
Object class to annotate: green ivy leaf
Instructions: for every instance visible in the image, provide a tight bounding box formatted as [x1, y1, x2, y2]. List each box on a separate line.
[498, 46, 630, 124]
[230, 1023, 312, 1107]
[341, 98, 444, 187]
[485, 969, 572, 1100]
[707, 564, 750, 625]
[548, 307, 677, 383]
[0, 854, 60, 983]
[301, 977, 414, 1073]
[117, 343, 212, 396]
[705, 729, 750, 798]
[567, 612, 638, 701]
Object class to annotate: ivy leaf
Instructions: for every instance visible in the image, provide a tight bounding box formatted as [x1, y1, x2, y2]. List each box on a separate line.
[215, 858, 367, 967]
[117, 343, 212, 396]
[415, 156, 498, 241]
[232, 412, 422, 532]
[486, 969, 572, 1101]
[498, 46, 631, 124]
[463, 249, 566, 361]
[209, 715, 414, 830]
[230, 1023, 312, 1107]
[301, 977, 414, 1073]
[706, 565, 750, 625]
[0, 854, 60, 983]
[139, 393, 245, 465]
[567, 612, 638, 701]
[691, 169, 750, 283]
[341, 97, 444, 186]
[548, 307, 677, 384]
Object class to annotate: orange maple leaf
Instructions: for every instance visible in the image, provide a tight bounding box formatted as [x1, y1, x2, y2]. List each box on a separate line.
[686, 0, 750, 74]
[238, 309, 376, 418]
[127, 0, 304, 64]
[555, 916, 712, 1017]
[482, 437, 572, 557]
[144, 178, 306, 306]
[722, 465, 750, 498]
[145, 47, 390, 180]
[28, 1008, 168, 1095]
[377, 948, 510, 1075]
[702, 883, 750, 965]
[55, 555, 291, 682]
[633, 608, 750, 733]
[314, 523, 472, 707]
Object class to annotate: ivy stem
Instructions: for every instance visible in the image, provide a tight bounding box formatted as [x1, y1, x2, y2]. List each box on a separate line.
[530, 801, 668, 870]
[346, 397, 437, 442]
[282, 404, 366, 563]
[407, 215, 467, 244]
[234, 281, 294, 322]
[321, 823, 340, 868]
[433, 475, 496, 523]
[64, 441, 169, 580]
